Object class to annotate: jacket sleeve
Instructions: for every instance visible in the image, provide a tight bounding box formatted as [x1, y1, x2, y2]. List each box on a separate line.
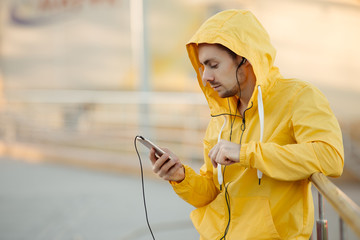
[240, 85, 344, 181]
[170, 141, 219, 208]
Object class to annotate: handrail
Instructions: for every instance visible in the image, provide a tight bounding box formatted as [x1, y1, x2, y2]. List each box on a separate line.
[310, 172, 360, 237]
[3, 89, 207, 105]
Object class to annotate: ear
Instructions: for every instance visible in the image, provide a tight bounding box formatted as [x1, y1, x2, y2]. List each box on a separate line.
[236, 56, 247, 65]
[242, 58, 251, 68]
[236, 55, 243, 65]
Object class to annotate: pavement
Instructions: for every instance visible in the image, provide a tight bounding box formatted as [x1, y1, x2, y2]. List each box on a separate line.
[0, 157, 359, 240]
[0, 157, 198, 240]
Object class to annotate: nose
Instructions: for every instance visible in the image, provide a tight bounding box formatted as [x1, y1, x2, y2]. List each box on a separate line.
[201, 67, 214, 86]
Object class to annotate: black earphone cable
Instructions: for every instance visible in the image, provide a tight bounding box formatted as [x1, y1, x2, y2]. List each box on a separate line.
[211, 113, 242, 118]
[132, 57, 248, 240]
[219, 183, 232, 240]
[229, 99, 240, 142]
[134, 136, 156, 240]
[236, 58, 245, 100]
[219, 57, 246, 240]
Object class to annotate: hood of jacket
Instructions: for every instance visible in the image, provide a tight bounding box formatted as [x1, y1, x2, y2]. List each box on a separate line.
[186, 9, 282, 115]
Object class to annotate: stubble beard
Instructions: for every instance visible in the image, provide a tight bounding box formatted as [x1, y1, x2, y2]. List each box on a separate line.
[218, 84, 239, 98]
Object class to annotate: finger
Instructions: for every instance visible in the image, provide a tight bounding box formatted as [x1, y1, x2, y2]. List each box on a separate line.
[162, 148, 178, 161]
[209, 144, 220, 168]
[162, 148, 170, 153]
[152, 153, 170, 174]
[209, 144, 217, 162]
[208, 146, 214, 158]
[149, 148, 158, 165]
[163, 162, 183, 181]
[211, 157, 218, 168]
[216, 146, 232, 166]
[215, 142, 231, 165]
[158, 159, 177, 178]
[215, 145, 224, 165]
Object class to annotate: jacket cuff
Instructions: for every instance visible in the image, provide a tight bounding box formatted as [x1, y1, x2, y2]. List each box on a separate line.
[169, 165, 193, 191]
[240, 143, 250, 167]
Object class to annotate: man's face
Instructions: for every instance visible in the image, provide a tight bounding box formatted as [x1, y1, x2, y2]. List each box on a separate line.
[198, 44, 242, 98]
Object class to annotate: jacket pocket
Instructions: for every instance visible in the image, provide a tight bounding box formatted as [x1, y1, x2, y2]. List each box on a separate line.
[230, 196, 282, 239]
[190, 192, 226, 240]
[191, 194, 282, 240]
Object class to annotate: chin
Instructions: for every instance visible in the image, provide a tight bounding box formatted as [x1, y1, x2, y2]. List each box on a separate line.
[216, 92, 226, 98]
[218, 91, 235, 98]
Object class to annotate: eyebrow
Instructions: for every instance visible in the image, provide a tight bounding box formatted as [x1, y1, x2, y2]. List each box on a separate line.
[202, 58, 217, 66]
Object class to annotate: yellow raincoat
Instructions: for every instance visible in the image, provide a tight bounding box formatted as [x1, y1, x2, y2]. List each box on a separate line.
[171, 10, 344, 239]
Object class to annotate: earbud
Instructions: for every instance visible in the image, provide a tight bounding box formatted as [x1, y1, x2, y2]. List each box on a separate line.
[239, 57, 246, 67]
[237, 57, 246, 69]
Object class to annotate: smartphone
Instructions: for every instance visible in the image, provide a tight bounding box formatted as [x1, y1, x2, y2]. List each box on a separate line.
[136, 136, 167, 158]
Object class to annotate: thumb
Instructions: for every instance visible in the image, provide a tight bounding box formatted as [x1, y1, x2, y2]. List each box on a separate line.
[149, 148, 158, 165]
[211, 158, 218, 168]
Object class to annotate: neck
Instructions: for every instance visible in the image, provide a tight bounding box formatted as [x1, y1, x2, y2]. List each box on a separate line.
[237, 66, 256, 116]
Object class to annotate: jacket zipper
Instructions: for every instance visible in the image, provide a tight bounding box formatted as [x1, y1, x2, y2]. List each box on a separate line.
[220, 102, 253, 240]
[239, 102, 253, 145]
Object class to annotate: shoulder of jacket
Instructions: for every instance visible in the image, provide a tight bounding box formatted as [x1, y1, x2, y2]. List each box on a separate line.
[272, 78, 321, 95]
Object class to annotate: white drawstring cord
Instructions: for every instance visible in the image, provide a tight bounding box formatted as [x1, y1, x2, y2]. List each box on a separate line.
[257, 85, 264, 185]
[217, 115, 227, 186]
[215, 86, 263, 185]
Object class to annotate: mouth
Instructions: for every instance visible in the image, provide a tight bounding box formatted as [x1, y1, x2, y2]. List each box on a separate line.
[211, 85, 221, 90]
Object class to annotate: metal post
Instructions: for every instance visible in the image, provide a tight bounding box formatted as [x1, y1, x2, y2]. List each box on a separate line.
[316, 192, 328, 240]
[339, 217, 346, 240]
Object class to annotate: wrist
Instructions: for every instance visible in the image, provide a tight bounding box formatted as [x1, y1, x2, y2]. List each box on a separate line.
[170, 165, 185, 184]
[175, 165, 185, 183]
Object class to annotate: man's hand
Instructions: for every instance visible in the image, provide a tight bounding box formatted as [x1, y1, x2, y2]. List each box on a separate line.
[209, 140, 241, 168]
[149, 148, 185, 183]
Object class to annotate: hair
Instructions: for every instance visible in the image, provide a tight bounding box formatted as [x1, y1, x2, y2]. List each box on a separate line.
[214, 43, 238, 60]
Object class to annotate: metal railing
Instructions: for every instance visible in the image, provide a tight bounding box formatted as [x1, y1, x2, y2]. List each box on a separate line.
[310, 172, 360, 239]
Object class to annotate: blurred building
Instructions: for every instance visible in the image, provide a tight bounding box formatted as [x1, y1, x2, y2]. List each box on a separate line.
[0, 0, 359, 180]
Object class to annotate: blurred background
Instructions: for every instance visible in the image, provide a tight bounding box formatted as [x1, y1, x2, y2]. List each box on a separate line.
[0, 0, 359, 239]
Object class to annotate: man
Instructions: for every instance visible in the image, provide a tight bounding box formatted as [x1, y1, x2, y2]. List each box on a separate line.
[149, 9, 344, 239]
